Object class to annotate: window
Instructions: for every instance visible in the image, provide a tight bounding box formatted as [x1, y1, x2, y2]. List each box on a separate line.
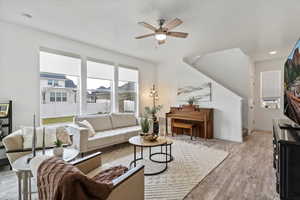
[118, 67, 138, 113]
[54, 80, 59, 87]
[261, 70, 281, 109]
[56, 92, 62, 102]
[39, 49, 140, 124]
[62, 92, 67, 102]
[86, 60, 114, 114]
[50, 92, 55, 102]
[40, 50, 80, 122]
[48, 80, 53, 86]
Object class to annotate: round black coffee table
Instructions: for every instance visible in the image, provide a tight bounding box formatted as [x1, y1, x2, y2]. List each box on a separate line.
[129, 136, 168, 176]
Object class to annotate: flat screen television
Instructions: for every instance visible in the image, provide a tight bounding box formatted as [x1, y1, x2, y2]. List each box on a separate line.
[284, 38, 300, 125]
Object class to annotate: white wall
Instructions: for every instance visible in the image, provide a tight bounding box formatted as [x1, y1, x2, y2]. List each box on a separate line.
[193, 48, 254, 130]
[157, 60, 243, 142]
[0, 21, 157, 130]
[253, 58, 285, 131]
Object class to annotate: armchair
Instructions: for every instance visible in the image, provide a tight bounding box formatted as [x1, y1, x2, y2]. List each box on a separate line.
[30, 152, 145, 200]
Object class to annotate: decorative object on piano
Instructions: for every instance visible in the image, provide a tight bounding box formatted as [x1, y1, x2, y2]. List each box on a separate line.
[53, 139, 64, 157]
[140, 117, 150, 135]
[177, 82, 212, 104]
[0, 103, 9, 117]
[187, 96, 198, 105]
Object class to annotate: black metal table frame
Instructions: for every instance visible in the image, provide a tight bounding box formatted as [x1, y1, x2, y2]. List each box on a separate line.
[130, 143, 168, 176]
[149, 142, 174, 163]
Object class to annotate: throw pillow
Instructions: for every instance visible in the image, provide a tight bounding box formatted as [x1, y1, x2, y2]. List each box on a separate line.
[78, 120, 96, 137]
[56, 126, 72, 145]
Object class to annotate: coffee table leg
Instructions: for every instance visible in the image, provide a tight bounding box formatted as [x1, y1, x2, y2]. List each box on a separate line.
[165, 144, 168, 168]
[170, 144, 172, 159]
[134, 145, 136, 167]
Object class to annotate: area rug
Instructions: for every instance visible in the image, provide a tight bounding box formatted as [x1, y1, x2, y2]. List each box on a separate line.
[100, 139, 229, 200]
[0, 139, 228, 200]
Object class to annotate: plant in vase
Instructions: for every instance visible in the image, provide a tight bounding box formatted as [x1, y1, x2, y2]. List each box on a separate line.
[140, 117, 150, 136]
[53, 139, 64, 157]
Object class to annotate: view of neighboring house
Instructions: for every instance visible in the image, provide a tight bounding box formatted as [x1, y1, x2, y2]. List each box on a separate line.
[40, 72, 78, 104]
[40, 72, 136, 119]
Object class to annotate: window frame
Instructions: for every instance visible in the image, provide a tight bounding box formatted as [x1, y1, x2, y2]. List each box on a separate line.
[40, 48, 140, 125]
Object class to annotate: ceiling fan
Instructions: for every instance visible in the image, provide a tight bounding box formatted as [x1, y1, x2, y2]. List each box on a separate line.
[135, 18, 188, 45]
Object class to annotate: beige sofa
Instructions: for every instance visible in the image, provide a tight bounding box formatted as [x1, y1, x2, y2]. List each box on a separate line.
[70, 113, 141, 154]
[30, 152, 145, 200]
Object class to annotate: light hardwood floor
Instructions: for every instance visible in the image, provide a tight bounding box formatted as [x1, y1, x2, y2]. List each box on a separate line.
[184, 131, 278, 200]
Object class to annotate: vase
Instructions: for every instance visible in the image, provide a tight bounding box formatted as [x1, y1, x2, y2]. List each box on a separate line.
[53, 147, 64, 157]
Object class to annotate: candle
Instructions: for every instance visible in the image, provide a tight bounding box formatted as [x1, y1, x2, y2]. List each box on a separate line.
[42, 127, 45, 155]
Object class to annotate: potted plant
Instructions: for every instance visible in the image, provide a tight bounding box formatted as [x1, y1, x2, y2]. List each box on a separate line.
[187, 97, 197, 105]
[140, 117, 150, 136]
[53, 139, 64, 157]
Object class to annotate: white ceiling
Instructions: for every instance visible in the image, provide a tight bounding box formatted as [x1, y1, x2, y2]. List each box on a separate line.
[1, 0, 300, 63]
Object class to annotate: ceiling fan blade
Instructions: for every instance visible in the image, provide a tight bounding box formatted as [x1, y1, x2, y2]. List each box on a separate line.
[164, 18, 183, 30]
[138, 22, 157, 32]
[167, 31, 188, 38]
[158, 40, 166, 45]
[135, 33, 155, 39]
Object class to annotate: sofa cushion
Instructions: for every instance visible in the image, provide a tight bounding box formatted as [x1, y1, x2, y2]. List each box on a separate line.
[75, 114, 113, 132]
[110, 113, 137, 129]
[87, 126, 141, 150]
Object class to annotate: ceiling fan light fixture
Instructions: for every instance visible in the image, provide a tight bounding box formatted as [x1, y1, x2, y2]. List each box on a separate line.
[155, 33, 166, 41]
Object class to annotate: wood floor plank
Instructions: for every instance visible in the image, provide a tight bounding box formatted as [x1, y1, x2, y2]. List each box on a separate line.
[183, 132, 278, 200]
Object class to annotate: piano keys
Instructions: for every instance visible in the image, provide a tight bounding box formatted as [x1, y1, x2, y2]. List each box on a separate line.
[165, 105, 214, 139]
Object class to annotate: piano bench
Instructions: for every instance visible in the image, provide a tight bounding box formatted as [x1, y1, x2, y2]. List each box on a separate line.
[172, 122, 196, 140]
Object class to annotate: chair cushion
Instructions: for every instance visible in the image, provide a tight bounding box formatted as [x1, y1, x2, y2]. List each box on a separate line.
[75, 114, 113, 132]
[110, 113, 137, 128]
[22, 126, 57, 149]
[87, 126, 141, 150]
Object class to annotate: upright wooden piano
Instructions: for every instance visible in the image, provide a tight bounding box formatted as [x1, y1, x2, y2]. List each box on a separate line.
[165, 105, 213, 139]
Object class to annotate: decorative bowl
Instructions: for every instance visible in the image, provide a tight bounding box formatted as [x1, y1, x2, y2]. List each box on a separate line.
[143, 134, 158, 142]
